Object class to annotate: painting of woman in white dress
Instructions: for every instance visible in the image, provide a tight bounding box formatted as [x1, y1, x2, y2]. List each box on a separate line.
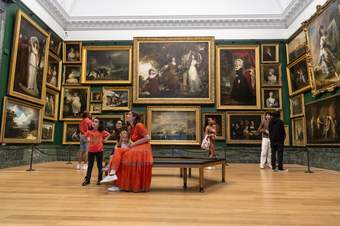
[60, 86, 90, 120]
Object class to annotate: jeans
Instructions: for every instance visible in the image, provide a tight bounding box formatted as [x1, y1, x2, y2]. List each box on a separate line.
[85, 152, 103, 182]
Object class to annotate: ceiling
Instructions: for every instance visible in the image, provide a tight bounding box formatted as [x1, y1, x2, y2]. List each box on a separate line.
[36, 0, 314, 31]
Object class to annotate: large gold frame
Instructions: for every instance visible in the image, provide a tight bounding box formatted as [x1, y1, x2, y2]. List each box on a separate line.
[44, 88, 59, 121]
[59, 86, 90, 121]
[0, 96, 43, 144]
[62, 121, 80, 144]
[226, 111, 264, 144]
[102, 86, 131, 111]
[147, 106, 201, 145]
[261, 44, 279, 63]
[46, 52, 62, 91]
[8, 10, 50, 105]
[41, 121, 55, 143]
[92, 114, 124, 144]
[202, 112, 225, 140]
[291, 117, 306, 147]
[63, 41, 82, 64]
[133, 37, 215, 104]
[290, 94, 305, 118]
[216, 45, 261, 110]
[286, 54, 311, 96]
[81, 45, 132, 84]
[261, 88, 282, 110]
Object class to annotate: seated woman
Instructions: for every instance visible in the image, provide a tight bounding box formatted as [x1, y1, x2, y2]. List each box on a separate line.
[103, 111, 153, 192]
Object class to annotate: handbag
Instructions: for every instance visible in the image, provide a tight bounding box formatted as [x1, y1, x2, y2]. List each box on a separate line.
[201, 135, 210, 150]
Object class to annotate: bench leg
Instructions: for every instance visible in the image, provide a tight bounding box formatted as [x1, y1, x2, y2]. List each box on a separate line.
[183, 168, 187, 189]
[188, 168, 192, 178]
[180, 168, 183, 177]
[199, 167, 204, 192]
[222, 163, 226, 183]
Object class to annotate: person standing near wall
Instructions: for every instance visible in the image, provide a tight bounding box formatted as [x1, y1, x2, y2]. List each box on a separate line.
[268, 111, 287, 172]
[257, 112, 272, 169]
[78, 111, 92, 170]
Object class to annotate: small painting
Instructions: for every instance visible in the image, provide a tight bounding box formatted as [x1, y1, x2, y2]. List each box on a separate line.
[63, 65, 81, 85]
[202, 112, 225, 140]
[90, 90, 102, 102]
[41, 121, 55, 142]
[46, 52, 62, 91]
[63, 41, 81, 63]
[261, 44, 279, 63]
[44, 88, 59, 121]
[292, 117, 306, 147]
[261, 64, 282, 86]
[102, 87, 131, 111]
[290, 94, 305, 118]
[60, 86, 90, 121]
[262, 88, 282, 110]
[286, 28, 307, 64]
[287, 55, 311, 96]
[63, 121, 80, 144]
[90, 103, 102, 114]
[49, 33, 62, 55]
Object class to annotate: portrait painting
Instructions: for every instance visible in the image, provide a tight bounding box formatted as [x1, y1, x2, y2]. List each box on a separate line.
[102, 87, 131, 111]
[63, 41, 81, 63]
[305, 93, 340, 146]
[44, 88, 59, 121]
[261, 64, 282, 86]
[226, 111, 263, 144]
[90, 103, 102, 114]
[216, 45, 261, 110]
[261, 44, 279, 63]
[90, 90, 102, 102]
[63, 65, 81, 85]
[92, 115, 124, 143]
[46, 52, 62, 91]
[133, 37, 214, 104]
[81, 46, 132, 84]
[284, 125, 290, 146]
[292, 117, 306, 146]
[306, 0, 340, 95]
[287, 55, 311, 96]
[147, 106, 201, 145]
[49, 33, 62, 55]
[0, 97, 42, 144]
[262, 88, 282, 110]
[286, 28, 307, 64]
[41, 121, 54, 142]
[202, 112, 225, 140]
[290, 94, 305, 118]
[60, 86, 90, 121]
[63, 122, 80, 144]
[8, 10, 49, 105]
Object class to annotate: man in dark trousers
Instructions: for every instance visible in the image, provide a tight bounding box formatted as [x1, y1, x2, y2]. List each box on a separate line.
[268, 111, 287, 172]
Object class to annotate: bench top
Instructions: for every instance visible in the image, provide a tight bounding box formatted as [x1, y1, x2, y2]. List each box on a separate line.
[153, 156, 225, 166]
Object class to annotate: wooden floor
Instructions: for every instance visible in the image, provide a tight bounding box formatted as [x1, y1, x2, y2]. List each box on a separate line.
[0, 162, 340, 226]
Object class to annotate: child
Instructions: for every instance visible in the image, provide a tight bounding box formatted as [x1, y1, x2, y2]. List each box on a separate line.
[78, 111, 92, 170]
[82, 118, 110, 186]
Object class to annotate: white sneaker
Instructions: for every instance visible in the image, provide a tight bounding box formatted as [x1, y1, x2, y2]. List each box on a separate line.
[267, 164, 272, 169]
[76, 164, 81, 170]
[259, 165, 265, 169]
[107, 186, 120, 192]
[100, 174, 118, 184]
[82, 164, 88, 170]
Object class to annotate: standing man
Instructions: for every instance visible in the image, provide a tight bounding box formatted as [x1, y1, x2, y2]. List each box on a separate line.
[257, 112, 272, 169]
[268, 111, 287, 172]
[78, 111, 92, 170]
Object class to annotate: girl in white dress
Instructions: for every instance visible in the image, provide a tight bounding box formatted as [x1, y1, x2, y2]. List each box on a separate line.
[188, 54, 202, 93]
[72, 92, 81, 116]
[27, 37, 39, 94]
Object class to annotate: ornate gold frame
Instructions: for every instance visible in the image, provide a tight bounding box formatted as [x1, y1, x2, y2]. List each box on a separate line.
[202, 112, 225, 140]
[63, 64, 82, 85]
[102, 86, 131, 111]
[62, 121, 80, 144]
[63, 41, 82, 64]
[285, 27, 307, 65]
[59, 86, 90, 121]
[261, 63, 282, 87]
[90, 90, 102, 102]
[8, 10, 50, 105]
[41, 121, 55, 143]
[44, 88, 59, 121]
[0, 96, 43, 144]
[49, 33, 62, 55]
[90, 103, 102, 114]
[147, 106, 201, 145]
[92, 114, 124, 143]
[290, 94, 305, 118]
[216, 45, 261, 110]
[262, 88, 282, 110]
[261, 44, 279, 63]
[133, 36, 215, 104]
[46, 52, 62, 91]
[81, 45, 132, 84]
[291, 117, 306, 147]
[286, 54, 311, 96]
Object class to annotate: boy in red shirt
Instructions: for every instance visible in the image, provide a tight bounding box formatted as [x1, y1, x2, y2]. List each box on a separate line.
[78, 111, 92, 170]
[82, 118, 110, 186]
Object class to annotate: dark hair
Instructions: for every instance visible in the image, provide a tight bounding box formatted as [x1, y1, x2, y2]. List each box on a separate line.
[131, 111, 141, 126]
[82, 111, 89, 118]
[265, 112, 272, 117]
[94, 118, 105, 132]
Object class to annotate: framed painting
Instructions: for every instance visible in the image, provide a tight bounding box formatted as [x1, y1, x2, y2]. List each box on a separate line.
[286, 28, 307, 64]
[286, 55, 311, 96]
[290, 94, 305, 118]
[261, 44, 279, 63]
[0, 96, 43, 144]
[81, 45, 132, 84]
[90, 90, 102, 102]
[63, 121, 80, 144]
[202, 112, 225, 140]
[63, 65, 81, 85]
[49, 33, 62, 55]
[92, 114, 124, 143]
[284, 125, 290, 146]
[90, 103, 102, 114]
[262, 88, 282, 110]
[102, 87, 131, 111]
[46, 52, 62, 91]
[226, 111, 263, 144]
[60, 86, 90, 121]
[292, 117, 306, 147]
[63, 41, 82, 63]
[305, 0, 340, 95]
[8, 10, 50, 105]
[147, 106, 201, 145]
[305, 93, 340, 146]
[44, 88, 59, 121]
[216, 45, 261, 110]
[133, 37, 214, 104]
[41, 121, 55, 142]
[261, 64, 282, 87]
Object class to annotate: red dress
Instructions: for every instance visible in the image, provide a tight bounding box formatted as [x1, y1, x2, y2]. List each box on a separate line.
[111, 123, 153, 192]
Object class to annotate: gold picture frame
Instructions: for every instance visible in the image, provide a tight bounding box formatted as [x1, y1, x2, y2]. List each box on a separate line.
[202, 112, 225, 140]
[290, 94, 305, 118]
[261, 44, 279, 63]
[286, 27, 307, 65]
[8, 10, 50, 105]
[60, 86, 90, 121]
[286, 55, 311, 96]
[62, 121, 80, 144]
[133, 36, 215, 104]
[41, 121, 55, 143]
[46, 52, 62, 91]
[216, 45, 261, 110]
[90, 103, 102, 114]
[147, 106, 201, 145]
[291, 117, 306, 147]
[284, 125, 290, 146]
[262, 88, 282, 110]
[0, 96, 43, 144]
[102, 86, 131, 111]
[261, 63, 282, 87]
[81, 45, 132, 84]
[63, 65, 81, 85]
[63, 41, 82, 64]
[90, 90, 102, 102]
[92, 114, 124, 143]
[49, 33, 62, 56]
[44, 88, 59, 121]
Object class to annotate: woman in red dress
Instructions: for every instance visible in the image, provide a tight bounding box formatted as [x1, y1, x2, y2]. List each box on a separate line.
[106, 111, 153, 192]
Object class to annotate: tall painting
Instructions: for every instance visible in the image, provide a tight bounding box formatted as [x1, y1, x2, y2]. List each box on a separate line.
[133, 37, 214, 104]
[46, 52, 62, 91]
[60, 86, 90, 121]
[286, 55, 311, 96]
[216, 45, 261, 109]
[8, 10, 50, 105]
[44, 88, 59, 121]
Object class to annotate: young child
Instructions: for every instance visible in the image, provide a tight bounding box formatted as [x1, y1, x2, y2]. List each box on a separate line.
[82, 118, 110, 186]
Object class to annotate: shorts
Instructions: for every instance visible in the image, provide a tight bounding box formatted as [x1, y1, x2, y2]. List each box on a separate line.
[79, 135, 88, 152]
